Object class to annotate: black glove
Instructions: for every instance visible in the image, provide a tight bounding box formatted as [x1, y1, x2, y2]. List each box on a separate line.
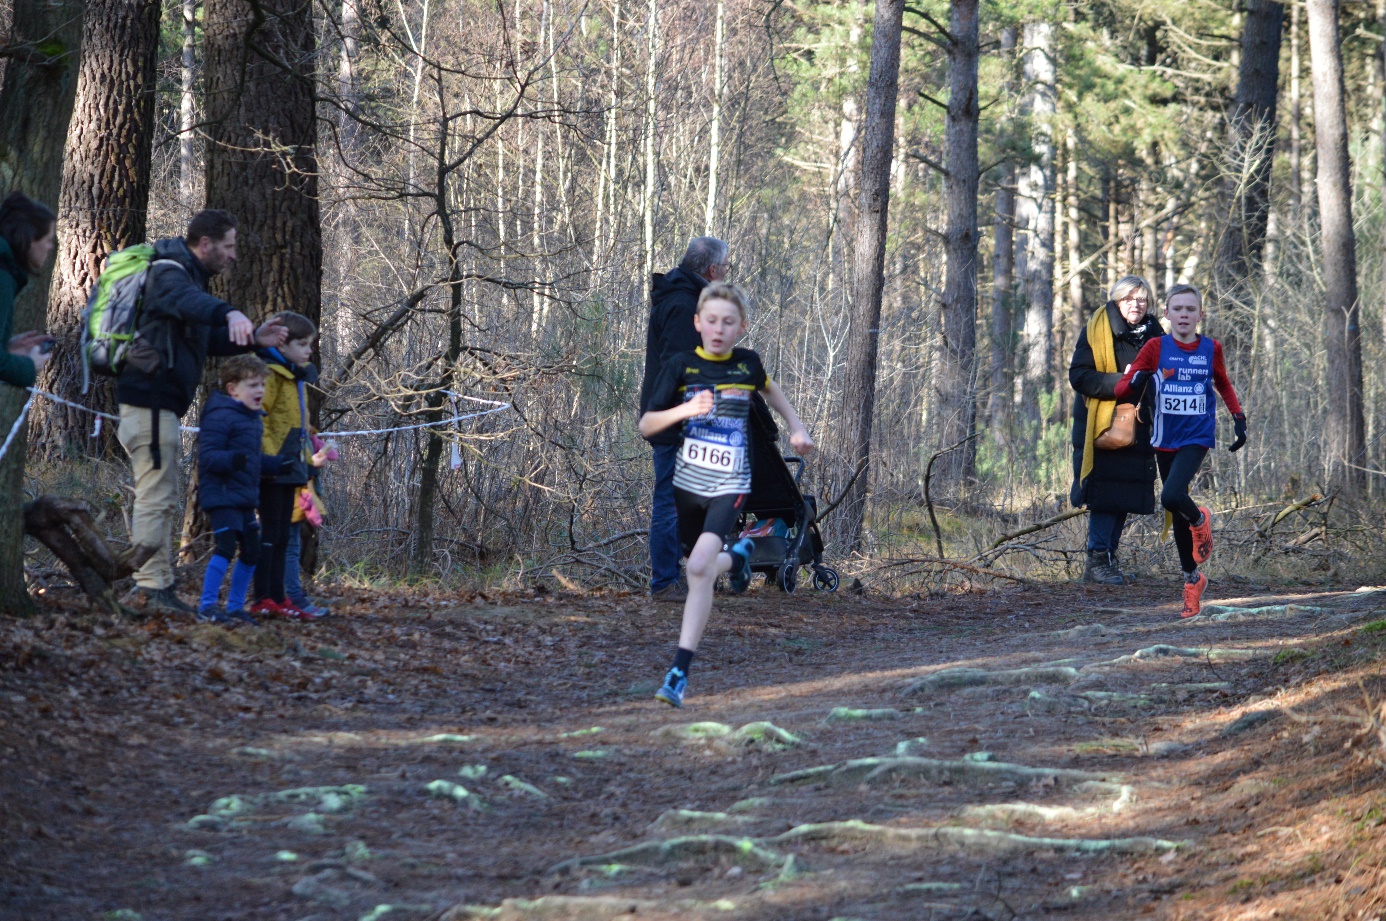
[231, 452, 248, 471]
[1229, 414, 1247, 453]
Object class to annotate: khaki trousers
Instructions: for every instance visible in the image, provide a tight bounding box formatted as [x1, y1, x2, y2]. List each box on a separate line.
[117, 404, 182, 590]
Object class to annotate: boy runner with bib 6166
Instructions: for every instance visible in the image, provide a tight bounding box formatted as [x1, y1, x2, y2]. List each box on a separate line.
[1113, 283, 1247, 617]
[639, 282, 815, 707]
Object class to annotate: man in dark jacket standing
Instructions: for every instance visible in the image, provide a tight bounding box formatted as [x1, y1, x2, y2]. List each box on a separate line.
[117, 209, 287, 614]
[640, 236, 729, 600]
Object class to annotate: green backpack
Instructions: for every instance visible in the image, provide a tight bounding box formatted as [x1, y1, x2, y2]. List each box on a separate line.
[80, 243, 185, 392]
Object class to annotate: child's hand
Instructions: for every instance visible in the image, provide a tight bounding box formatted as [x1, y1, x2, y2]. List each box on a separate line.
[311, 446, 332, 467]
[789, 428, 814, 456]
[684, 389, 715, 418]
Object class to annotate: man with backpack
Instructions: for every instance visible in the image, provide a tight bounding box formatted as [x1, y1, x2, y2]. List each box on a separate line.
[115, 209, 287, 615]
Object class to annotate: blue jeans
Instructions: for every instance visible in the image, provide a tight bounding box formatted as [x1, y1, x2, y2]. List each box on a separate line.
[285, 522, 306, 605]
[1087, 511, 1127, 554]
[650, 444, 681, 591]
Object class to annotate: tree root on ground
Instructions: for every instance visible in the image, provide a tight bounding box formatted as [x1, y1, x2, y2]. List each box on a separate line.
[768, 756, 1119, 789]
[1194, 603, 1322, 623]
[764, 819, 1183, 855]
[825, 707, 902, 721]
[188, 785, 369, 828]
[651, 809, 763, 832]
[426, 780, 486, 810]
[1084, 645, 1259, 668]
[903, 665, 1079, 696]
[550, 835, 788, 875]
[652, 721, 799, 752]
[445, 895, 741, 920]
[960, 782, 1135, 824]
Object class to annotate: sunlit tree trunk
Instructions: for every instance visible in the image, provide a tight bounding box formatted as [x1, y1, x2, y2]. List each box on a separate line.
[35, 0, 159, 461]
[642, 0, 659, 282]
[1306, 0, 1365, 488]
[987, 26, 1017, 437]
[0, 0, 85, 615]
[836, 0, 903, 553]
[1015, 20, 1055, 426]
[936, 0, 980, 484]
[704, 0, 724, 234]
[181, 0, 198, 206]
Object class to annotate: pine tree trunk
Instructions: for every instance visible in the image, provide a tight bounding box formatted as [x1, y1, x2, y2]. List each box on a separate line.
[642, 0, 658, 283]
[1289, 0, 1302, 212]
[0, 0, 85, 616]
[1066, 127, 1083, 327]
[835, 0, 904, 553]
[936, 0, 980, 485]
[1306, 0, 1366, 488]
[34, 0, 160, 462]
[1015, 20, 1055, 426]
[202, 0, 321, 326]
[1214, 0, 1283, 368]
[986, 25, 1017, 438]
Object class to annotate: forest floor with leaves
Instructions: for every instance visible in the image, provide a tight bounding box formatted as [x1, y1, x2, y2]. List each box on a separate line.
[7, 576, 1386, 921]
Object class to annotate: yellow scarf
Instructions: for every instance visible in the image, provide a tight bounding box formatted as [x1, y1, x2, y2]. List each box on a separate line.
[1080, 306, 1118, 484]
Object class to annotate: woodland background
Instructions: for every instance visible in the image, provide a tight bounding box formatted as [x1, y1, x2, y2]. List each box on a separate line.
[1, 0, 1383, 608]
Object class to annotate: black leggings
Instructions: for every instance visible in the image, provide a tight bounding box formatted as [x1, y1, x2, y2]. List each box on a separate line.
[1157, 446, 1208, 573]
[254, 484, 297, 603]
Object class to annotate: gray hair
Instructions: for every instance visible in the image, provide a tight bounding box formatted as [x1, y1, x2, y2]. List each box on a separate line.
[679, 236, 728, 279]
[1108, 275, 1153, 308]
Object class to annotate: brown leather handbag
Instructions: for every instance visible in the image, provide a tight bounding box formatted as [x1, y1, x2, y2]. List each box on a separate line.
[1095, 403, 1139, 449]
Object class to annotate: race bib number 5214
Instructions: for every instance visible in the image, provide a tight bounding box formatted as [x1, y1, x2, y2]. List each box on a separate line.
[1160, 392, 1206, 416]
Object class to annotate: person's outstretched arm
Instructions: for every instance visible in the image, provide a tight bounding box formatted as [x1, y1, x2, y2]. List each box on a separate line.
[639, 389, 712, 439]
[761, 380, 814, 456]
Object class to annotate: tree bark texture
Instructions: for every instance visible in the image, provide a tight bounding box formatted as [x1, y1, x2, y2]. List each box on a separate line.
[202, 0, 321, 328]
[986, 25, 1016, 438]
[1015, 20, 1055, 427]
[35, 0, 160, 460]
[836, 0, 904, 553]
[936, 0, 979, 484]
[1214, 0, 1282, 366]
[0, 0, 85, 616]
[1306, 0, 1365, 488]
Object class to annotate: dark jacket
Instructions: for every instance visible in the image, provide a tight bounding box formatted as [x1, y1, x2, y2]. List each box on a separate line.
[197, 391, 282, 511]
[115, 238, 249, 417]
[1069, 301, 1161, 514]
[0, 239, 35, 388]
[640, 267, 707, 445]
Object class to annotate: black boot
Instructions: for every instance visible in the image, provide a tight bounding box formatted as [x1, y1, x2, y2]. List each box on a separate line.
[1083, 550, 1124, 585]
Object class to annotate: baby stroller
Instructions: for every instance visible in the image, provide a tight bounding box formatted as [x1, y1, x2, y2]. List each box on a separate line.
[735, 400, 839, 593]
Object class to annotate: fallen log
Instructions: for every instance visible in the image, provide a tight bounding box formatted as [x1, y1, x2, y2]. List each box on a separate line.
[23, 495, 155, 616]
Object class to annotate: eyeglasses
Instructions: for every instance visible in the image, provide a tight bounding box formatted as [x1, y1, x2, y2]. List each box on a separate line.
[1118, 295, 1149, 307]
[716, 261, 733, 274]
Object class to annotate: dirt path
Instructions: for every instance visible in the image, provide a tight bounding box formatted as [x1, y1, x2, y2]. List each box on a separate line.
[5, 580, 1386, 921]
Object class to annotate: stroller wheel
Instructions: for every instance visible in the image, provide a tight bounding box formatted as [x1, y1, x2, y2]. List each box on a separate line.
[812, 567, 840, 592]
[777, 562, 798, 593]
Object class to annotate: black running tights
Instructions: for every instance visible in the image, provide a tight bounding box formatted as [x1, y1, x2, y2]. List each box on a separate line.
[254, 484, 297, 603]
[1156, 446, 1208, 573]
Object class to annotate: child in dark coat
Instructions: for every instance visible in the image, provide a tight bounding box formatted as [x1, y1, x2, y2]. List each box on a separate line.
[196, 354, 281, 623]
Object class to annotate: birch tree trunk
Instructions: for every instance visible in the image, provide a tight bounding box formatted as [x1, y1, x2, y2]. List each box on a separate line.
[642, 0, 659, 282]
[0, 0, 85, 615]
[1306, 0, 1366, 488]
[836, 0, 904, 553]
[35, 0, 160, 461]
[1015, 20, 1055, 427]
[704, 0, 724, 235]
[1065, 127, 1083, 323]
[181, 0, 198, 206]
[936, 0, 980, 484]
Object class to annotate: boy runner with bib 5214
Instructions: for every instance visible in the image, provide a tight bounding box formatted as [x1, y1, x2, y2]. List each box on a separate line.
[639, 282, 814, 707]
[1113, 283, 1247, 617]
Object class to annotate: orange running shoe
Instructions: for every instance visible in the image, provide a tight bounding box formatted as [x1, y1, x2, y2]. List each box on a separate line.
[1190, 506, 1213, 564]
[1181, 572, 1208, 618]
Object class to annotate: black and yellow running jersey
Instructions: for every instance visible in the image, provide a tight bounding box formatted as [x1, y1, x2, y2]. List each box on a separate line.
[645, 346, 770, 497]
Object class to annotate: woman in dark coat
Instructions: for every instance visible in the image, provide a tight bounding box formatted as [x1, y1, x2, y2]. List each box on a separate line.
[1069, 275, 1161, 584]
[0, 193, 56, 389]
